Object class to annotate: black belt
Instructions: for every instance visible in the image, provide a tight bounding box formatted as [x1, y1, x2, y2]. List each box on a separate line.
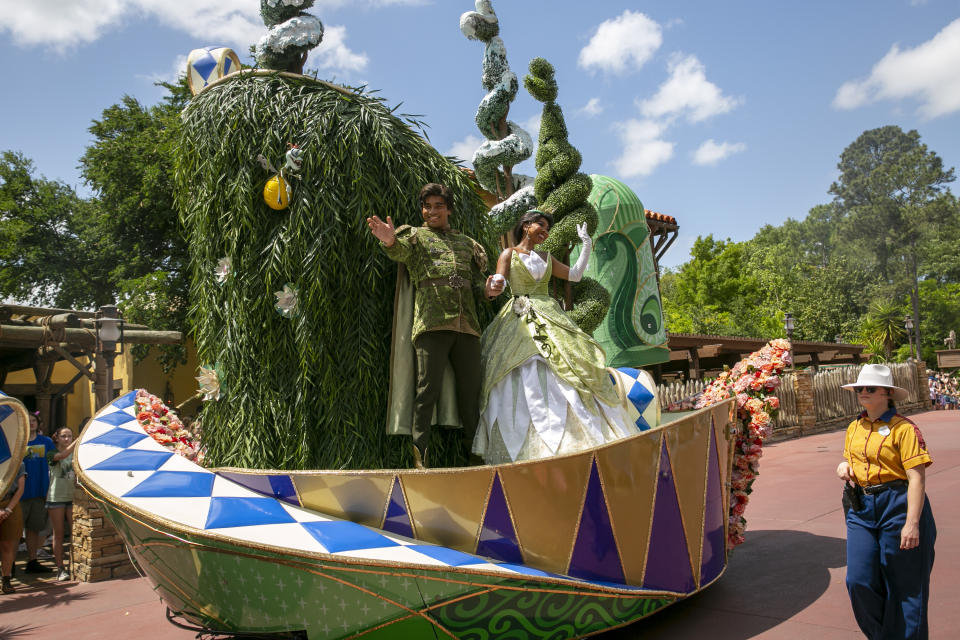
[421, 274, 468, 289]
[861, 479, 907, 495]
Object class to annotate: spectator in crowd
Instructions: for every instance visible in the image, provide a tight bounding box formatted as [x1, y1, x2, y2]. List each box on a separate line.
[47, 427, 77, 581]
[22, 413, 55, 573]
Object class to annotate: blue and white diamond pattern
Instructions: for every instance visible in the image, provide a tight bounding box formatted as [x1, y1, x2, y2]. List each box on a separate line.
[187, 46, 242, 95]
[77, 391, 570, 582]
[612, 367, 660, 430]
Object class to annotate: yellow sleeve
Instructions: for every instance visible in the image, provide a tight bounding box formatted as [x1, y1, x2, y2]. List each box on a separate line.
[896, 419, 932, 470]
[842, 420, 855, 463]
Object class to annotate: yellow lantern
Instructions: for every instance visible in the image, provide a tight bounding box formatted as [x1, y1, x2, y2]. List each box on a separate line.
[263, 175, 291, 210]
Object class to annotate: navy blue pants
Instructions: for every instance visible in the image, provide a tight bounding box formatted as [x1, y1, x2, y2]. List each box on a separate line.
[846, 484, 936, 639]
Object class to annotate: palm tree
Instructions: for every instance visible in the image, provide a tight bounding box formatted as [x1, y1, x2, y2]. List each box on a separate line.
[859, 301, 906, 360]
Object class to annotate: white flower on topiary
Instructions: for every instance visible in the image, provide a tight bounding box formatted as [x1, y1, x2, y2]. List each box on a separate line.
[196, 366, 221, 402]
[215, 257, 232, 284]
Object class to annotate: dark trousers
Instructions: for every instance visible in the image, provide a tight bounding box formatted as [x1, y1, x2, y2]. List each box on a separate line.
[846, 484, 936, 640]
[412, 330, 481, 452]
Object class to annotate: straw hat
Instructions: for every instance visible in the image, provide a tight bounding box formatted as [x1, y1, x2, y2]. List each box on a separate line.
[841, 364, 909, 401]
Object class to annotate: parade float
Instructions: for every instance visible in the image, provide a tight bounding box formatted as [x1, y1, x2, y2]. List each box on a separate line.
[73, 2, 789, 637]
[0, 392, 30, 498]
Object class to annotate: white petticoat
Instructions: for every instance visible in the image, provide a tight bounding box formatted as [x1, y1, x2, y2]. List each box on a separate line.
[474, 355, 640, 464]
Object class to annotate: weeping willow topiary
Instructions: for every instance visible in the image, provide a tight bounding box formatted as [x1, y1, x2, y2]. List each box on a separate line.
[524, 57, 609, 333]
[175, 73, 492, 470]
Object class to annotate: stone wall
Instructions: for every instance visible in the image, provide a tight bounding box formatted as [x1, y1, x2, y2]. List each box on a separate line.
[71, 484, 135, 582]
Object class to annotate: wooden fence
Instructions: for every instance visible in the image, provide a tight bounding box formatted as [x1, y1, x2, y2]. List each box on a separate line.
[772, 372, 800, 428]
[656, 379, 708, 409]
[813, 363, 919, 422]
[657, 362, 922, 432]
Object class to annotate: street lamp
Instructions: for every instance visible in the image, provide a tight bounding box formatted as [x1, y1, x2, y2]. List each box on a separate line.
[904, 315, 915, 361]
[94, 304, 125, 408]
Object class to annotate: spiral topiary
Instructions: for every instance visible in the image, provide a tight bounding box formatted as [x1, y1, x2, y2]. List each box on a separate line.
[523, 57, 609, 334]
[460, 0, 533, 200]
[255, 0, 323, 73]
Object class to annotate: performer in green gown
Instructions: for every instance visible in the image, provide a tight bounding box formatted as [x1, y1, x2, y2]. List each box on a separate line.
[475, 210, 641, 464]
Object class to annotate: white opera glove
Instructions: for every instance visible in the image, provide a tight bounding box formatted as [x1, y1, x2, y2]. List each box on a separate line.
[567, 222, 592, 282]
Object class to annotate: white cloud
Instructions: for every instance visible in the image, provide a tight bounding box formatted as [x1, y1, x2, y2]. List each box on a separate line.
[578, 98, 603, 117]
[612, 119, 674, 178]
[833, 18, 960, 118]
[692, 139, 746, 165]
[446, 135, 484, 163]
[639, 53, 741, 123]
[0, 0, 368, 75]
[307, 25, 368, 72]
[521, 114, 541, 140]
[578, 11, 662, 74]
[138, 54, 189, 85]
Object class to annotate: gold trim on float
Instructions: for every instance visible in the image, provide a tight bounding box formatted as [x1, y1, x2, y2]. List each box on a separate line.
[499, 451, 593, 578]
[79, 398, 737, 601]
[592, 454, 629, 582]
[0, 396, 30, 497]
[401, 467, 494, 551]
[471, 470, 499, 553]
[659, 436, 696, 586]
[664, 410, 711, 588]
[596, 432, 661, 585]
[294, 473, 393, 528]
[639, 433, 664, 584]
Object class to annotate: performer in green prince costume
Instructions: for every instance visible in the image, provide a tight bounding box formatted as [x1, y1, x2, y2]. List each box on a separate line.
[367, 183, 503, 467]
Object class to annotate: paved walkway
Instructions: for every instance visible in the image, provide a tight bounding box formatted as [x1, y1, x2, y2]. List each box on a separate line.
[1, 410, 956, 639]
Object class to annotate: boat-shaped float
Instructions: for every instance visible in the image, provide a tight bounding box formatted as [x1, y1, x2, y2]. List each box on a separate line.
[76, 389, 734, 638]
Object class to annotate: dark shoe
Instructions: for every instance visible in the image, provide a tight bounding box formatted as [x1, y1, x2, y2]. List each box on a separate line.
[467, 453, 485, 466]
[1, 577, 13, 594]
[24, 559, 52, 574]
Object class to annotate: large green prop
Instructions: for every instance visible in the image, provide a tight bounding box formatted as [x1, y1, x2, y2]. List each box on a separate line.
[524, 58, 609, 334]
[175, 74, 491, 470]
[573, 175, 669, 367]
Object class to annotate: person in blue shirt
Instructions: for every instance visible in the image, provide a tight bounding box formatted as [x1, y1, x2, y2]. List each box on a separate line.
[22, 413, 54, 573]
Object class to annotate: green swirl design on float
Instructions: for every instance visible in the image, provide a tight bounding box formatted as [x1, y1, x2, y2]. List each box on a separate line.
[523, 57, 609, 334]
[431, 587, 674, 639]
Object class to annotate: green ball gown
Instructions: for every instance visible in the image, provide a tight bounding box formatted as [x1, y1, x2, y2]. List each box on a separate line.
[474, 251, 641, 463]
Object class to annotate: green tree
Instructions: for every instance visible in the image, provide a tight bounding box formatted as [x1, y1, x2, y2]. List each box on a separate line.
[661, 236, 777, 337]
[918, 279, 960, 361]
[78, 78, 192, 370]
[0, 151, 109, 307]
[859, 300, 907, 361]
[829, 126, 956, 350]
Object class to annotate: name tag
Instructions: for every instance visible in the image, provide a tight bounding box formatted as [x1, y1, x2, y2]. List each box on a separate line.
[878, 426, 891, 436]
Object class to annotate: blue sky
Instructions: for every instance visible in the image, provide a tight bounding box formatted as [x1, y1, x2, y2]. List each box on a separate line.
[2, 0, 959, 269]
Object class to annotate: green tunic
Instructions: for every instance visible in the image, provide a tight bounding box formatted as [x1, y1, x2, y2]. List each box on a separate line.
[382, 225, 488, 342]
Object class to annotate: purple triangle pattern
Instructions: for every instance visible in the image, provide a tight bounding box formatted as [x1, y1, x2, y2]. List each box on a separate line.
[643, 439, 695, 593]
[700, 419, 726, 586]
[382, 476, 413, 538]
[476, 472, 523, 564]
[568, 458, 626, 584]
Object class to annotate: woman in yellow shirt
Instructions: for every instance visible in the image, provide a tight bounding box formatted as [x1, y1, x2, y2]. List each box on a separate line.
[836, 364, 935, 639]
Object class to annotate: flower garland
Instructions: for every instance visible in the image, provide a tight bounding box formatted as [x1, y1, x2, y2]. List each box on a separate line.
[134, 389, 205, 465]
[694, 338, 792, 549]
